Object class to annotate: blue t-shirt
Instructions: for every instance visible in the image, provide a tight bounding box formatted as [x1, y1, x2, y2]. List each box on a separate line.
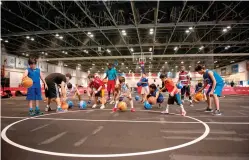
[203, 69, 224, 85]
[141, 77, 148, 87]
[106, 68, 117, 80]
[150, 88, 163, 99]
[27, 67, 41, 88]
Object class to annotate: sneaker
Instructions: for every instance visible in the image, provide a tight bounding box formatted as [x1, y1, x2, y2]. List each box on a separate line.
[213, 109, 222, 116]
[189, 103, 194, 107]
[56, 107, 64, 113]
[45, 106, 52, 112]
[205, 108, 213, 112]
[112, 107, 117, 112]
[109, 100, 115, 104]
[181, 100, 184, 104]
[35, 108, 43, 115]
[29, 110, 35, 116]
[87, 100, 91, 104]
[131, 108, 135, 112]
[92, 104, 97, 109]
[181, 110, 186, 116]
[100, 105, 105, 109]
[161, 110, 169, 114]
[107, 97, 111, 101]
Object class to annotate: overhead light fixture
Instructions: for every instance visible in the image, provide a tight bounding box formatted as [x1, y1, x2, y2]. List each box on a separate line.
[174, 46, 178, 51]
[230, 61, 234, 63]
[149, 47, 152, 51]
[227, 26, 231, 29]
[65, 52, 68, 54]
[59, 36, 63, 39]
[106, 63, 109, 65]
[126, 67, 128, 69]
[150, 28, 154, 32]
[216, 65, 219, 67]
[165, 62, 167, 64]
[26, 54, 29, 56]
[199, 46, 204, 50]
[55, 34, 59, 37]
[62, 51, 65, 53]
[121, 63, 124, 65]
[46, 60, 49, 62]
[122, 30, 126, 33]
[92, 64, 95, 66]
[149, 62, 151, 64]
[225, 45, 231, 50]
[149, 31, 154, 35]
[22, 53, 25, 55]
[189, 66, 191, 68]
[26, 36, 30, 39]
[90, 68, 92, 70]
[98, 70, 100, 72]
[171, 69, 174, 71]
[185, 30, 190, 33]
[175, 66, 178, 68]
[214, 61, 217, 63]
[189, 27, 193, 30]
[64, 64, 68, 67]
[4, 40, 8, 43]
[106, 49, 111, 53]
[30, 38, 34, 41]
[90, 34, 94, 38]
[197, 61, 200, 64]
[87, 32, 92, 35]
[45, 52, 48, 55]
[122, 32, 127, 36]
[181, 61, 184, 64]
[78, 64, 81, 66]
[222, 28, 228, 33]
[41, 52, 44, 54]
[130, 48, 134, 52]
[0, 38, 2, 41]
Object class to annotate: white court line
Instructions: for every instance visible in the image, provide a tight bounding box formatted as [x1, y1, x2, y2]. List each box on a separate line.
[74, 137, 88, 147]
[163, 136, 248, 142]
[1, 116, 249, 125]
[233, 111, 248, 116]
[39, 132, 67, 145]
[1, 116, 28, 119]
[240, 106, 249, 109]
[161, 130, 237, 135]
[30, 124, 50, 132]
[92, 126, 104, 135]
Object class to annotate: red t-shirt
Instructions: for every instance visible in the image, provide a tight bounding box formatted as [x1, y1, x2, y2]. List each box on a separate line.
[164, 78, 179, 94]
[88, 78, 104, 90]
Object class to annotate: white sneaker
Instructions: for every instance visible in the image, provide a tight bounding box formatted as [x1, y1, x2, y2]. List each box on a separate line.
[181, 100, 184, 104]
[109, 100, 115, 104]
[181, 110, 186, 116]
[161, 110, 169, 114]
[92, 104, 97, 109]
[100, 105, 105, 109]
[189, 103, 194, 107]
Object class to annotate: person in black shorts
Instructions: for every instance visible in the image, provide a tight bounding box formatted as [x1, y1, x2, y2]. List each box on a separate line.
[45, 73, 72, 112]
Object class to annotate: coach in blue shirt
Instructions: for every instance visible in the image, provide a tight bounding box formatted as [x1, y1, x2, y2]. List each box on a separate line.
[104, 64, 117, 101]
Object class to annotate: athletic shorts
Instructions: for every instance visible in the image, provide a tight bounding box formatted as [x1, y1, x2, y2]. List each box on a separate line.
[45, 82, 60, 99]
[107, 80, 115, 92]
[206, 83, 224, 97]
[141, 86, 149, 95]
[168, 93, 182, 105]
[94, 89, 104, 97]
[26, 87, 42, 100]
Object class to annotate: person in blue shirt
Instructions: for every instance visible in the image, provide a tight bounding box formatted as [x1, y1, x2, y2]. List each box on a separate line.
[139, 73, 149, 103]
[195, 65, 224, 115]
[22, 58, 48, 116]
[104, 64, 117, 102]
[146, 83, 164, 108]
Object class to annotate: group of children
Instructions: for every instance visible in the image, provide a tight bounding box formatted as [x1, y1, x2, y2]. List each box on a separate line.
[23, 57, 224, 116]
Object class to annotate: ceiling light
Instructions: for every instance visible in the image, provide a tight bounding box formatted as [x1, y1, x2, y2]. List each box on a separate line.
[45, 53, 48, 55]
[4, 40, 8, 43]
[90, 34, 94, 38]
[26, 54, 29, 56]
[165, 62, 167, 64]
[197, 61, 200, 64]
[106, 49, 111, 53]
[59, 36, 63, 39]
[64, 64, 68, 67]
[106, 63, 109, 65]
[98, 70, 100, 72]
[92, 64, 95, 66]
[0, 38, 2, 41]
[126, 67, 128, 69]
[225, 45, 231, 50]
[22, 53, 25, 55]
[214, 61, 217, 63]
[130, 48, 134, 52]
[122, 30, 126, 33]
[175, 66, 178, 68]
[65, 52, 68, 54]
[121, 63, 124, 65]
[174, 46, 178, 51]
[181, 61, 184, 64]
[230, 61, 234, 63]
[185, 29, 190, 33]
[90, 68, 92, 70]
[199, 46, 204, 50]
[222, 28, 228, 33]
[0, 2, 2, 5]
[139, 67, 141, 68]
[150, 28, 154, 32]
[26, 36, 30, 39]
[189, 66, 191, 68]
[87, 32, 91, 35]
[46, 60, 49, 62]
[171, 69, 174, 71]
[189, 27, 193, 30]
[62, 51, 65, 53]
[227, 26, 231, 29]
[122, 32, 127, 36]
[149, 47, 152, 51]
[149, 62, 151, 64]
[78, 64, 81, 66]
[149, 31, 154, 35]
[41, 52, 44, 54]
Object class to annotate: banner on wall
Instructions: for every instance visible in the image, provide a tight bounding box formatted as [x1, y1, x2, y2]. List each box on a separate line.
[2, 55, 15, 68]
[231, 64, 239, 73]
[16, 58, 28, 69]
[221, 68, 226, 76]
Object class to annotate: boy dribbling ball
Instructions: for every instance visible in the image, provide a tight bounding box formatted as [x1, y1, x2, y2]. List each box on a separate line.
[146, 84, 164, 108]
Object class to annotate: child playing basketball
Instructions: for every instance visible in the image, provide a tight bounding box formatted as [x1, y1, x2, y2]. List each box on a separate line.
[22, 58, 48, 116]
[87, 74, 106, 109]
[159, 74, 186, 116]
[146, 84, 164, 108]
[139, 73, 149, 103]
[112, 76, 135, 112]
[195, 65, 224, 115]
[65, 82, 81, 101]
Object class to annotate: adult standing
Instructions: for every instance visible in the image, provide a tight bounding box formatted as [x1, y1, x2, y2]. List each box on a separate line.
[104, 64, 117, 102]
[178, 66, 193, 106]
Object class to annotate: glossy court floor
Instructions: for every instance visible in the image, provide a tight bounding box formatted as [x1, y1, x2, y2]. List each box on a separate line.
[1, 95, 249, 160]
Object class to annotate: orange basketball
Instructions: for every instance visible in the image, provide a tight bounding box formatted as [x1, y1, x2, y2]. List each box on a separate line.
[117, 101, 127, 111]
[22, 77, 33, 88]
[148, 96, 157, 105]
[61, 101, 69, 110]
[195, 92, 204, 101]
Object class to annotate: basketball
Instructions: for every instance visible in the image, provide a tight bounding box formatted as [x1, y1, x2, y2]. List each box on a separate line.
[61, 101, 69, 110]
[176, 83, 183, 89]
[67, 100, 74, 108]
[135, 95, 140, 101]
[137, 82, 142, 87]
[117, 101, 127, 111]
[78, 101, 87, 110]
[195, 92, 204, 101]
[21, 77, 33, 88]
[148, 96, 156, 105]
[144, 101, 152, 109]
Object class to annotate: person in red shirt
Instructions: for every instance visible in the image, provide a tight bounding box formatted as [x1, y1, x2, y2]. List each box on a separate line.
[159, 74, 186, 116]
[87, 74, 106, 109]
[178, 66, 193, 106]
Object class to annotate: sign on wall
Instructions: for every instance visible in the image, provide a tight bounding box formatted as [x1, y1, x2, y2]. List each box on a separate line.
[2, 55, 15, 68]
[231, 64, 239, 73]
[221, 68, 226, 76]
[16, 58, 28, 69]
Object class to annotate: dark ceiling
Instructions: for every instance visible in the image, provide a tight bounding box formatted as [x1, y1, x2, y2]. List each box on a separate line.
[1, 1, 249, 73]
